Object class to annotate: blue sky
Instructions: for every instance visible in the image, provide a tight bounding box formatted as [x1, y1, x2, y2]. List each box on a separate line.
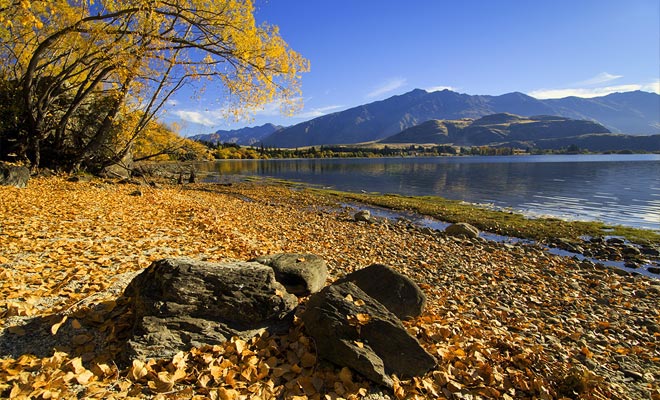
[163, 0, 660, 135]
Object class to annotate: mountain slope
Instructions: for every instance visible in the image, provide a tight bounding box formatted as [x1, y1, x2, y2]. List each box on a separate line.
[381, 113, 611, 146]
[191, 123, 283, 146]
[260, 90, 659, 148]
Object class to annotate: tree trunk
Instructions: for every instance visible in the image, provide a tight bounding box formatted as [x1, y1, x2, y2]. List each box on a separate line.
[30, 136, 40, 172]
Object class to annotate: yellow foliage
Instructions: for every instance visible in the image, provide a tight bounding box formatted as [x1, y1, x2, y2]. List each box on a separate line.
[0, 0, 308, 169]
[134, 119, 213, 161]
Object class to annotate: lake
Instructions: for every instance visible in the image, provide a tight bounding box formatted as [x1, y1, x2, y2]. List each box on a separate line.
[196, 154, 660, 232]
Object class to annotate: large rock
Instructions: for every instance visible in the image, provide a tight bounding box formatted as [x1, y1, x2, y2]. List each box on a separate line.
[302, 282, 436, 387]
[336, 264, 426, 320]
[0, 163, 29, 188]
[123, 258, 298, 360]
[102, 149, 133, 179]
[445, 222, 479, 239]
[253, 253, 328, 296]
[354, 210, 372, 222]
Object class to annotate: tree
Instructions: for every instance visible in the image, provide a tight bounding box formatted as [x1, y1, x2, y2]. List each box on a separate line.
[0, 0, 308, 171]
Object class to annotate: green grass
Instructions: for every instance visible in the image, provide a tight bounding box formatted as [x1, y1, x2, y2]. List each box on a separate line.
[309, 189, 660, 245]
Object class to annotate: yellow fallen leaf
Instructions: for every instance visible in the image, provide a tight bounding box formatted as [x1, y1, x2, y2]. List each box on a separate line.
[51, 315, 67, 335]
[233, 338, 246, 355]
[356, 313, 371, 324]
[76, 369, 94, 385]
[217, 387, 239, 400]
[68, 357, 85, 374]
[129, 359, 148, 381]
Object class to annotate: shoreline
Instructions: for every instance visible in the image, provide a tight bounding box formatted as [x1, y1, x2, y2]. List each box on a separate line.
[1, 177, 658, 399]
[184, 153, 660, 235]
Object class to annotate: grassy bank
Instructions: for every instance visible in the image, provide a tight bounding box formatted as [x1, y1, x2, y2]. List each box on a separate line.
[310, 188, 660, 245]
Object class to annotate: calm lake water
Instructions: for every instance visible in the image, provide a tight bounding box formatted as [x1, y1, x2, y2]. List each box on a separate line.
[196, 154, 660, 232]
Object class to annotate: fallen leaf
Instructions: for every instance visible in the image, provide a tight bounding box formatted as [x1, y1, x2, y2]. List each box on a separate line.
[51, 315, 67, 335]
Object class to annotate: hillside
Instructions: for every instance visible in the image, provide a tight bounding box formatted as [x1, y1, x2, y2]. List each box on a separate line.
[259, 89, 659, 148]
[381, 113, 611, 146]
[527, 133, 660, 152]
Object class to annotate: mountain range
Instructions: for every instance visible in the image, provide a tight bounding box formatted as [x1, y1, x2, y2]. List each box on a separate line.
[379, 113, 660, 152]
[381, 113, 610, 145]
[190, 123, 283, 146]
[257, 89, 659, 148]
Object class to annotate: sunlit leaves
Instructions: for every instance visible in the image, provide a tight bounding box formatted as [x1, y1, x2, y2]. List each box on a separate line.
[0, 178, 656, 399]
[0, 0, 308, 169]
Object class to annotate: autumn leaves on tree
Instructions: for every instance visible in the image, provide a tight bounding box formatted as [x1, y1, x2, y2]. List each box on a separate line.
[0, 0, 308, 171]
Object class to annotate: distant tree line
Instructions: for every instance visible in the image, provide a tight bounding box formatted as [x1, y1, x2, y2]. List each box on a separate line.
[195, 140, 657, 160]
[196, 142, 461, 159]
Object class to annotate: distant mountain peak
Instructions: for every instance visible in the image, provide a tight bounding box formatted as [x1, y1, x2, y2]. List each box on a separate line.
[190, 123, 283, 146]
[257, 89, 659, 147]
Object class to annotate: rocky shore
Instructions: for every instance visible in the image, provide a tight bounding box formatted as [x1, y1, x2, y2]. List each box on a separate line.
[0, 177, 658, 399]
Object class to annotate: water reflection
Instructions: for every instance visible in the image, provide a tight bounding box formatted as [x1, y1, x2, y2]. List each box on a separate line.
[196, 155, 660, 231]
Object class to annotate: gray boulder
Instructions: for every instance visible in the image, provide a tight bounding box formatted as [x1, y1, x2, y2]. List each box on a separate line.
[354, 210, 372, 222]
[253, 253, 328, 296]
[0, 163, 29, 188]
[123, 258, 297, 360]
[336, 264, 426, 320]
[445, 222, 479, 238]
[302, 282, 436, 387]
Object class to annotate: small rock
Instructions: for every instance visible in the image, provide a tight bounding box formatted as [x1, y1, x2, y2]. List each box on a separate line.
[118, 178, 141, 185]
[622, 369, 644, 381]
[354, 210, 371, 222]
[647, 285, 660, 295]
[621, 245, 641, 256]
[444, 222, 479, 239]
[130, 190, 143, 196]
[648, 267, 660, 275]
[640, 246, 660, 257]
[67, 175, 92, 183]
[643, 372, 655, 383]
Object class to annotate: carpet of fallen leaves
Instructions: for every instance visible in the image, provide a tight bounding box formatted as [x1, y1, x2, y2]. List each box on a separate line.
[1, 177, 659, 399]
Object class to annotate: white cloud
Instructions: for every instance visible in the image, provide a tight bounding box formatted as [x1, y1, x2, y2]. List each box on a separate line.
[528, 80, 659, 99]
[366, 78, 407, 99]
[295, 105, 345, 119]
[169, 97, 305, 127]
[172, 110, 216, 126]
[425, 85, 456, 93]
[578, 72, 623, 86]
[642, 79, 660, 94]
